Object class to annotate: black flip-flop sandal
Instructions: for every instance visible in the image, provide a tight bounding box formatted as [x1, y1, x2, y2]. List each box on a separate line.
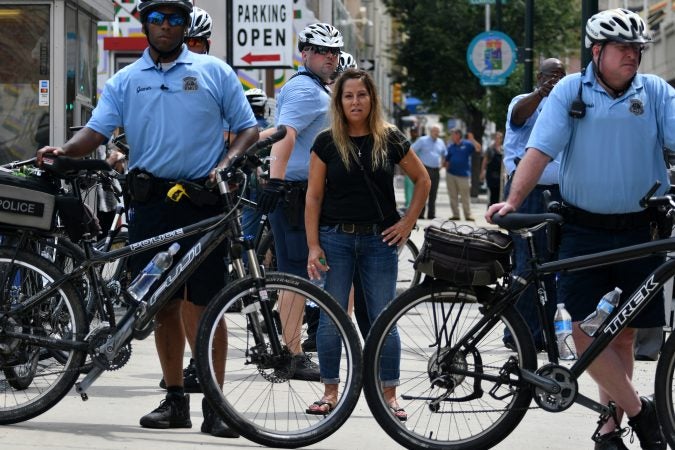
[389, 404, 407, 422]
[305, 400, 335, 415]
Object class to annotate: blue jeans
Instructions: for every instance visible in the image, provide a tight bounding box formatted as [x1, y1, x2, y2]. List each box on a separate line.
[317, 225, 400, 386]
[503, 180, 560, 347]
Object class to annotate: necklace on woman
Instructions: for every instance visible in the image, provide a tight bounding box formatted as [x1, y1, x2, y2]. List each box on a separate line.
[351, 135, 369, 158]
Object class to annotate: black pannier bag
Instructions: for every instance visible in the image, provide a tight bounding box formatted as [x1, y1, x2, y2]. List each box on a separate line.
[0, 170, 58, 231]
[55, 195, 101, 242]
[414, 223, 513, 286]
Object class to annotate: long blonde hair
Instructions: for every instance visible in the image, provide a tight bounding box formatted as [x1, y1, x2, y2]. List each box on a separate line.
[329, 69, 395, 170]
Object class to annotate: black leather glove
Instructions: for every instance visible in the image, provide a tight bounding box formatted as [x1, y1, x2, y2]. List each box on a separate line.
[257, 178, 286, 214]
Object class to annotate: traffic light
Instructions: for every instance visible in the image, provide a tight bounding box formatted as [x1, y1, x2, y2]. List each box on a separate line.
[392, 83, 402, 105]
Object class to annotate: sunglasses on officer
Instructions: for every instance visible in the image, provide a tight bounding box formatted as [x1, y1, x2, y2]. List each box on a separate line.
[307, 46, 340, 56]
[185, 37, 208, 51]
[146, 11, 187, 27]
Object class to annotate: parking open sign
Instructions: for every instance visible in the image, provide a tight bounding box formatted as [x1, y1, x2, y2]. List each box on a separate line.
[466, 31, 517, 86]
[233, 0, 293, 68]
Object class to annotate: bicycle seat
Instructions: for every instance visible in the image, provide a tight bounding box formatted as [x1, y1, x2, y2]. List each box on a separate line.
[491, 212, 563, 231]
[42, 156, 111, 179]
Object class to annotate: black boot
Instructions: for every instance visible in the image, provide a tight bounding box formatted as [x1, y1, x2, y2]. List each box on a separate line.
[201, 397, 240, 438]
[594, 430, 628, 450]
[140, 393, 192, 429]
[627, 396, 666, 450]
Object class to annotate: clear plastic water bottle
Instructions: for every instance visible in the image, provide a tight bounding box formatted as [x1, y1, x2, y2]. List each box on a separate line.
[554, 303, 576, 360]
[127, 243, 180, 301]
[309, 258, 327, 289]
[580, 287, 622, 337]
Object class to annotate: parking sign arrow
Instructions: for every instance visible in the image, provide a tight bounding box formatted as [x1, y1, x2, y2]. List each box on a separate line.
[241, 52, 282, 65]
[359, 59, 375, 71]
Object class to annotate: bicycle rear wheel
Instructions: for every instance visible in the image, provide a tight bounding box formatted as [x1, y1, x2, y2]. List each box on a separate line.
[0, 248, 87, 424]
[363, 280, 537, 450]
[654, 331, 675, 448]
[195, 272, 362, 448]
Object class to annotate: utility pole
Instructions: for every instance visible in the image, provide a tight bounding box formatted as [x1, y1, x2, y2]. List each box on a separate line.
[581, 0, 598, 67]
[495, 0, 502, 31]
[523, 0, 534, 92]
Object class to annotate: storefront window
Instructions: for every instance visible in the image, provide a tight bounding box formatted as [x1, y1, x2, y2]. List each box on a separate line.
[0, 5, 50, 163]
[66, 3, 98, 135]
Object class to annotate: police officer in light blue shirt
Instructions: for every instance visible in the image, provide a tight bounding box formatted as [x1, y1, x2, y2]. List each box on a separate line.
[36, 0, 258, 438]
[501, 58, 565, 352]
[411, 124, 445, 219]
[488, 9, 673, 449]
[255, 23, 345, 382]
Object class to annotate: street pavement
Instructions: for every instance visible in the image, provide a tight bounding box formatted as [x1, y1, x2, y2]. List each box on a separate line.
[0, 174, 664, 449]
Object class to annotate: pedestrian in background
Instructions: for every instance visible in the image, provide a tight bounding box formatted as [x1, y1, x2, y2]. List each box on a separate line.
[488, 9, 671, 449]
[305, 68, 430, 419]
[501, 57, 565, 351]
[444, 128, 480, 221]
[403, 127, 420, 210]
[37, 0, 259, 438]
[257, 23, 346, 382]
[411, 124, 445, 219]
[480, 130, 504, 206]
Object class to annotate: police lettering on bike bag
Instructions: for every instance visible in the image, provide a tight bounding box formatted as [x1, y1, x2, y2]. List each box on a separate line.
[0, 170, 58, 231]
[414, 224, 513, 285]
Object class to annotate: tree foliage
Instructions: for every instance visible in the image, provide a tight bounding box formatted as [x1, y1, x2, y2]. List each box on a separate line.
[385, 0, 581, 138]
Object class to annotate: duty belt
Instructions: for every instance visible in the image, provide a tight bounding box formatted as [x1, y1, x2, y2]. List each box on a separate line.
[561, 203, 652, 231]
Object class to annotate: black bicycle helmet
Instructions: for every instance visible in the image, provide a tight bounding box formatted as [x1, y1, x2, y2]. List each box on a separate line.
[138, 0, 193, 24]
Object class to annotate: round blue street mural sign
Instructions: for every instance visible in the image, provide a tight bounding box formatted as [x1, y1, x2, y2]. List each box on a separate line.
[466, 31, 517, 86]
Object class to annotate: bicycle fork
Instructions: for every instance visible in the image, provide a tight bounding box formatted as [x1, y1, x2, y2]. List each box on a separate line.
[231, 239, 284, 358]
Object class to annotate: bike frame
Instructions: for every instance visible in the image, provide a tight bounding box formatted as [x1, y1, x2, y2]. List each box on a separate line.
[0, 130, 289, 399]
[468, 230, 675, 416]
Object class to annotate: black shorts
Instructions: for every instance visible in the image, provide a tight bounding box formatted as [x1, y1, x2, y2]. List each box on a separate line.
[127, 199, 228, 306]
[557, 223, 665, 328]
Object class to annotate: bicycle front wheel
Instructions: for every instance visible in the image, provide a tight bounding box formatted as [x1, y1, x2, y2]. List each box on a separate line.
[0, 248, 87, 424]
[654, 331, 675, 447]
[195, 272, 362, 448]
[363, 280, 537, 450]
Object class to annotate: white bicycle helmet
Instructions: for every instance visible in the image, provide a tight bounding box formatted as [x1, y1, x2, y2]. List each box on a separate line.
[585, 8, 650, 48]
[187, 6, 212, 39]
[298, 23, 343, 51]
[245, 88, 267, 108]
[338, 52, 358, 71]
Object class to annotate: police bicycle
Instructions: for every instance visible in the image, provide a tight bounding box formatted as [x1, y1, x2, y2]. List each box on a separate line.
[0, 127, 362, 448]
[362, 182, 675, 449]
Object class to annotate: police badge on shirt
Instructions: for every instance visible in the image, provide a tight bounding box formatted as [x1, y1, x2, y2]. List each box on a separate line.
[629, 98, 644, 116]
[183, 76, 198, 92]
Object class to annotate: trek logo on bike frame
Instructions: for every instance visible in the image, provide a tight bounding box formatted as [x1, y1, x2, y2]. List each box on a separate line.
[603, 274, 658, 335]
[129, 229, 184, 251]
[148, 242, 201, 306]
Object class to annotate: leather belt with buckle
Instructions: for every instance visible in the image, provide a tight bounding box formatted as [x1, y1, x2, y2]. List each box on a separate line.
[338, 223, 381, 235]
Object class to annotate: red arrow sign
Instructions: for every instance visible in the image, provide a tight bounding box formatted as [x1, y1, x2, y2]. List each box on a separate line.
[241, 52, 281, 64]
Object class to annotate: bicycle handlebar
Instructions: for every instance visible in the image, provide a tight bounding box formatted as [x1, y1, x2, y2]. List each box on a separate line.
[217, 126, 288, 182]
[639, 181, 662, 208]
[491, 212, 563, 231]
